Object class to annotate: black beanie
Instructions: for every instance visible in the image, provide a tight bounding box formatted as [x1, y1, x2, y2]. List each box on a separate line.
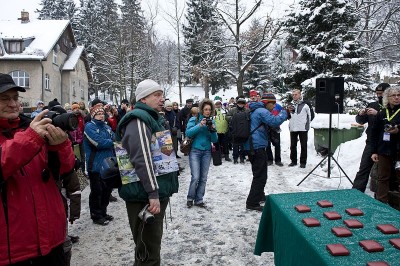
[376, 83, 390, 92]
[48, 98, 61, 109]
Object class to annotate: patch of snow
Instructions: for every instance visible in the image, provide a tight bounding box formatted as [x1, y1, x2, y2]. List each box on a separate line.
[70, 86, 371, 265]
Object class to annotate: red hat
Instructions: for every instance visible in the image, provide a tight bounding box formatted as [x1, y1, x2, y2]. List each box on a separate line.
[261, 93, 276, 104]
[249, 90, 258, 97]
[90, 106, 105, 118]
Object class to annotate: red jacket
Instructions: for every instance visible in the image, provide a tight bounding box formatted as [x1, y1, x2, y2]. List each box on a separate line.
[0, 115, 75, 265]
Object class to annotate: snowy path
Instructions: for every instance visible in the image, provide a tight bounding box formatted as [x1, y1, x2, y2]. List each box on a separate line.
[70, 120, 364, 265]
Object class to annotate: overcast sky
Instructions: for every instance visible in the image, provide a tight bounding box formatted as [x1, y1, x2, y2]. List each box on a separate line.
[0, 0, 296, 39]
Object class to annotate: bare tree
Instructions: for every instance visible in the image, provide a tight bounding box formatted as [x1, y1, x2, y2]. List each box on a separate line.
[353, 0, 400, 65]
[216, 0, 282, 95]
[163, 0, 185, 106]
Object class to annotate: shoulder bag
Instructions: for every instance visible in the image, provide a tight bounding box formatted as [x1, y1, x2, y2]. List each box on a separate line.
[180, 137, 193, 154]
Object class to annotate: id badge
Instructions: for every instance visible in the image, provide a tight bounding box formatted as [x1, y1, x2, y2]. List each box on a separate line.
[383, 132, 390, 141]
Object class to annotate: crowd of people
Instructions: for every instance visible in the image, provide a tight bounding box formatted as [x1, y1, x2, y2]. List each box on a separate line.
[1, 71, 399, 266]
[353, 83, 400, 203]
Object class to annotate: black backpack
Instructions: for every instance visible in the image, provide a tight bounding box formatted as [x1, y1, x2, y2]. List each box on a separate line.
[230, 110, 262, 144]
[303, 100, 315, 121]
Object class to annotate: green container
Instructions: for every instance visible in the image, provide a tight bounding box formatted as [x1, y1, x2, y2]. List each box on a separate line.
[313, 126, 364, 153]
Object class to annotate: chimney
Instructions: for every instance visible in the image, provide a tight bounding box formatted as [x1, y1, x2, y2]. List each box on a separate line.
[18, 10, 30, 23]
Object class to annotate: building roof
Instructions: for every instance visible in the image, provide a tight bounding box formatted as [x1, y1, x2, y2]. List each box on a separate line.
[0, 19, 69, 60]
[63, 45, 84, 70]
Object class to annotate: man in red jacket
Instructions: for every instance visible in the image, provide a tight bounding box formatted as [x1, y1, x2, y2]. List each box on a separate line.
[0, 73, 75, 265]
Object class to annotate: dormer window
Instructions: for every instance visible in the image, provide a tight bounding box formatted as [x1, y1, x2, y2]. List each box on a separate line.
[4, 40, 23, 54]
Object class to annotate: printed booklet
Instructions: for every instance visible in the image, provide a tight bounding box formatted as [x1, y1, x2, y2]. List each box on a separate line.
[114, 130, 179, 185]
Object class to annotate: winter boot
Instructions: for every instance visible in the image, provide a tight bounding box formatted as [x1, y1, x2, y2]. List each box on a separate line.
[224, 154, 232, 162]
[240, 156, 245, 164]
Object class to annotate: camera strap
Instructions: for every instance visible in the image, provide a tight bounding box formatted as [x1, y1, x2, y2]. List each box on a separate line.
[135, 222, 149, 262]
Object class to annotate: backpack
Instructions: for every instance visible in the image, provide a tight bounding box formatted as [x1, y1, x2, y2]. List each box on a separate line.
[304, 100, 315, 121]
[229, 110, 262, 144]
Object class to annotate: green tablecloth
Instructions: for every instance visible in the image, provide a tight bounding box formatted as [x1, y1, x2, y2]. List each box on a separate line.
[254, 189, 400, 266]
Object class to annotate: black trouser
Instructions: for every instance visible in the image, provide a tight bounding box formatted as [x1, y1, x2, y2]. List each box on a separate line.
[215, 133, 229, 155]
[11, 244, 65, 266]
[126, 200, 169, 266]
[247, 148, 268, 206]
[88, 171, 112, 220]
[79, 143, 86, 172]
[232, 144, 245, 160]
[352, 143, 374, 192]
[266, 130, 281, 163]
[290, 131, 308, 164]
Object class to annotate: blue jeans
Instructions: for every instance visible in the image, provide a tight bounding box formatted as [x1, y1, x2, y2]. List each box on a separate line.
[187, 148, 212, 204]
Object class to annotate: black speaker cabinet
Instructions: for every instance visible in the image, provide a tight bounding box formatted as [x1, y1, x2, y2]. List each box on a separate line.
[315, 77, 344, 114]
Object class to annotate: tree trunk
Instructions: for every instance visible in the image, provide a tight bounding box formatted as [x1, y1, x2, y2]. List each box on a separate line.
[203, 75, 210, 99]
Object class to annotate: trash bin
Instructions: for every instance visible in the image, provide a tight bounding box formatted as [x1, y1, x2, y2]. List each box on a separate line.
[313, 126, 364, 154]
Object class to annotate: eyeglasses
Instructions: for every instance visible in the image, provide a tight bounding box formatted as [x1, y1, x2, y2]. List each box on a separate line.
[0, 95, 19, 103]
[203, 108, 211, 111]
[389, 94, 400, 98]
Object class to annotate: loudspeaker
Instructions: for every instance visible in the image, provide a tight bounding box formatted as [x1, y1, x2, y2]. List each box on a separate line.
[315, 77, 344, 114]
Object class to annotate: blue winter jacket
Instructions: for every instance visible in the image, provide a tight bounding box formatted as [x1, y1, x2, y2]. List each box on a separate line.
[186, 114, 218, 151]
[244, 102, 287, 151]
[83, 119, 115, 173]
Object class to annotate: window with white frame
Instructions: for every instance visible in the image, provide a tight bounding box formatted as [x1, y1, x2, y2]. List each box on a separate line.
[72, 81, 76, 96]
[9, 70, 29, 88]
[45, 74, 50, 91]
[53, 49, 57, 64]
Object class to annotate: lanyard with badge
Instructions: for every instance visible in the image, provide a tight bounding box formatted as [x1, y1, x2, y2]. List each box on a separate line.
[383, 108, 400, 141]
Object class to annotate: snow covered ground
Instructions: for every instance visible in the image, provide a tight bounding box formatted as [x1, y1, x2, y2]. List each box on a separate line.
[69, 114, 369, 265]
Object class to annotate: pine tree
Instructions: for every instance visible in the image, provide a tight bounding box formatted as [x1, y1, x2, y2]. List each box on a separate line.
[75, 0, 120, 98]
[120, 0, 147, 101]
[284, 0, 369, 93]
[36, 0, 76, 20]
[183, 0, 227, 97]
[94, 0, 120, 101]
[242, 19, 269, 93]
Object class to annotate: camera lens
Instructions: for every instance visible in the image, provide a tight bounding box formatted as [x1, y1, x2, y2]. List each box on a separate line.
[52, 113, 79, 131]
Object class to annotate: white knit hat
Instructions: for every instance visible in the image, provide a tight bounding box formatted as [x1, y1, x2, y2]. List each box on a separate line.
[135, 79, 163, 101]
[164, 100, 173, 107]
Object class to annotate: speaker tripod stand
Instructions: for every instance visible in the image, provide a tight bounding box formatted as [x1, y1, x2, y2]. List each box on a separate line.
[297, 113, 353, 186]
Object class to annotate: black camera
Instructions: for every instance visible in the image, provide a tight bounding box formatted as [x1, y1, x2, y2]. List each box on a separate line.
[384, 124, 397, 132]
[138, 204, 155, 224]
[43, 111, 79, 131]
[205, 117, 216, 132]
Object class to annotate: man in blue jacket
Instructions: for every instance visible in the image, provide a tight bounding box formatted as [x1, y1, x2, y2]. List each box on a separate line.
[245, 93, 287, 211]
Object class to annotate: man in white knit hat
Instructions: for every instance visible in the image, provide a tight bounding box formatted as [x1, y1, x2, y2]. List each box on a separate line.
[115, 79, 179, 265]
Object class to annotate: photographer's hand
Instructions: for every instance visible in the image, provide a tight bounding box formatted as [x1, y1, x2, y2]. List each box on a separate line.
[46, 125, 68, 145]
[366, 108, 377, 116]
[200, 118, 206, 127]
[30, 110, 52, 139]
[387, 127, 399, 134]
[148, 198, 160, 215]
